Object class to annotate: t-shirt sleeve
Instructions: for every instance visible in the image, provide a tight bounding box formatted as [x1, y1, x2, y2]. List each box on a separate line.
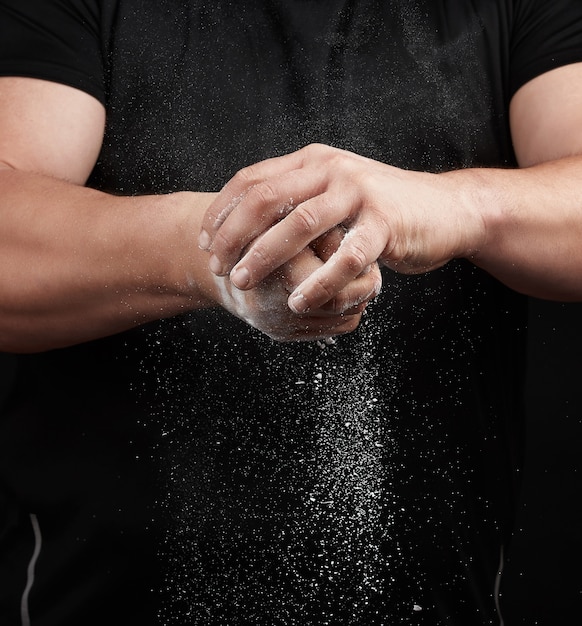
[0, 0, 105, 104]
[510, 0, 582, 97]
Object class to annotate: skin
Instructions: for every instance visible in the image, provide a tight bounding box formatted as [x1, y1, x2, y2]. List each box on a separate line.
[2, 62, 582, 351]
[0, 78, 380, 353]
[200, 63, 582, 313]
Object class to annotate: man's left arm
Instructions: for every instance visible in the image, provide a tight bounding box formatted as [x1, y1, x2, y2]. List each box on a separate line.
[201, 63, 582, 310]
[468, 62, 582, 300]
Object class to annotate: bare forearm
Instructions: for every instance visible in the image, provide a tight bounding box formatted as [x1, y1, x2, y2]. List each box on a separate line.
[0, 169, 218, 352]
[460, 156, 582, 301]
[201, 145, 582, 310]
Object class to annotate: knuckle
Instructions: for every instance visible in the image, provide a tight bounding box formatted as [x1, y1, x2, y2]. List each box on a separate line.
[248, 181, 277, 206]
[311, 274, 340, 303]
[350, 168, 372, 190]
[339, 239, 370, 275]
[329, 150, 345, 169]
[380, 235, 407, 266]
[234, 165, 257, 187]
[248, 240, 276, 271]
[212, 226, 239, 260]
[302, 142, 335, 161]
[304, 142, 323, 156]
[290, 204, 321, 236]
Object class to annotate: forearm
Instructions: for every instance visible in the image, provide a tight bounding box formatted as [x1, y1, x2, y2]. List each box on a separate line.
[0, 169, 219, 353]
[201, 144, 582, 310]
[459, 156, 582, 301]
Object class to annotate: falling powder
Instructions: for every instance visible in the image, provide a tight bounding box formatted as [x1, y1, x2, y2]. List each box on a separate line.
[153, 305, 407, 625]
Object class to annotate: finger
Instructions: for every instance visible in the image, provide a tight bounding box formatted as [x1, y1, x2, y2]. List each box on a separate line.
[311, 226, 346, 261]
[287, 224, 387, 313]
[255, 246, 366, 336]
[227, 189, 355, 289]
[199, 143, 356, 252]
[266, 243, 359, 320]
[310, 230, 383, 314]
[305, 228, 374, 316]
[199, 148, 310, 250]
[319, 263, 383, 315]
[207, 166, 337, 279]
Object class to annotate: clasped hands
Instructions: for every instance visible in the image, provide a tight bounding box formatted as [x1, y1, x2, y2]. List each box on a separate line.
[200, 143, 482, 342]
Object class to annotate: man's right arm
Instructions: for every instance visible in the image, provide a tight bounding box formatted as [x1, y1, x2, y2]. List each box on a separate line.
[0, 77, 375, 353]
[0, 77, 222, 353]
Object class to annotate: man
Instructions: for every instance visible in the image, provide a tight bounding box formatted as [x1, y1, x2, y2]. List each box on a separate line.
[1, 1, 582, 624]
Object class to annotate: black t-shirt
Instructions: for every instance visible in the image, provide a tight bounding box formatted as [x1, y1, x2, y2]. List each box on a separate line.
[1, 1, 582, 625]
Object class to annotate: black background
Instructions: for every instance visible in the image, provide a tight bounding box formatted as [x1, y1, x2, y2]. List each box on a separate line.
[502, 298, 582, 623]
[1, 298, 580, 623]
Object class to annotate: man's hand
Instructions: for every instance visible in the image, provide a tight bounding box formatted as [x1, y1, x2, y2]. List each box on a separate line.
[199, 144, 485, 313]
[212, 228, 382, 342]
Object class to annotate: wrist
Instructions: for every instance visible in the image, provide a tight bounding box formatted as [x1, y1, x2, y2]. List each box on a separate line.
[440, 167, 501, 262]
[119, 190, 220, 312]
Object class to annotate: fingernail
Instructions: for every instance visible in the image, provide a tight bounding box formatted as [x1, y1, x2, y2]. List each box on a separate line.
[198, 229, 211, 250]
[230, 265, 250, 289]
[209, 254, 224, 275]
[288, 291, 309, 314]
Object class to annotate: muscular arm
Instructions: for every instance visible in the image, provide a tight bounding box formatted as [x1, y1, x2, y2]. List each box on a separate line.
[201, 63, 582, 310]
[0, 77, 220, 353]
[470, 62, 582, 299]
[0, 78, 376, 352]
